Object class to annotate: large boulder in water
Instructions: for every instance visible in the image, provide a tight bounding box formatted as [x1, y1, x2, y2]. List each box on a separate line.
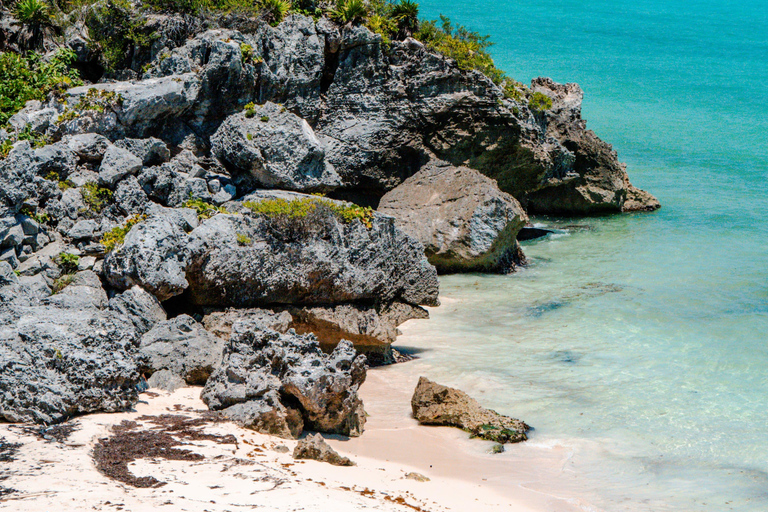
[201, 320, 367, 439]
[378, 160, 528, 273]
[411, 377, 529, 444]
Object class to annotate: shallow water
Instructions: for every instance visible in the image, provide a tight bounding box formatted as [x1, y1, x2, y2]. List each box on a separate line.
[396, 0, 768, 510]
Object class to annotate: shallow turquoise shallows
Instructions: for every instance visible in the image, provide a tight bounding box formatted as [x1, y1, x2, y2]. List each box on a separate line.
[401, 1, 768, 510]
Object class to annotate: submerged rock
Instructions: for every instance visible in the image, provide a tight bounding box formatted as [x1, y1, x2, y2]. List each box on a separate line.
[411, 377, 529, 444]
[293, 433, 355, 466]
[378, 160, 528, 273]
[201, 321, 366, 439]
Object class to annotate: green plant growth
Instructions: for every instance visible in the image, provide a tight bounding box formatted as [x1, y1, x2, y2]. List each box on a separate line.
[182, 197, 229, 220]
[333, 0, 367, 24]
[236, 233, 252, 246]
[86, 0, 156, 70]
[0, 48, 81, 126]
[244, 197, 374, 229]
[528, 91, 553, 112]
[415, 15, 505, 85]
[260, 115, 269, 122]
[51, 274, 75, 293]
[390, 0, 419, 38]
[57, 87, 125, 124]
[12, 0, 58, 51]
[81, 182, 113, 212]
[244, 101, 256, 118]
[261, 0, 292, 26]
[100, 214, 147, 252]
[240, 43, 254, 64]
[56, 252, 80, 274]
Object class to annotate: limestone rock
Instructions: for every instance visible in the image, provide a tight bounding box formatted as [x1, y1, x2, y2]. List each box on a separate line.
[293, 433, 355, 466]
[108, 285, 167, 336]
[103, 214, 190, 301]
[114, 137, 171, 166]
[67, 133, 111, 162]
[138, 314, 226, 386]
[186, 192, 439, 309]
[98, 146, 143, 189]
[211, 103, 340, 192]
[411, 377, 529, 444]
[201, 321, 366, 438]
[379, 160, 528, 273]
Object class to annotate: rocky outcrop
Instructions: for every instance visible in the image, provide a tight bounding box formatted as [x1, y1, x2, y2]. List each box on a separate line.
[293, 433, 355, 466]
[378, 160, 528, 273]
[138, 314, 226, 388]
[201, 320, 367, 438]
[411, 377, 529, 444]
[528, 78, 659, 213]
[0, 262, 142, 424]
[185, 192, 439, 308]
[211, 103, 341, 192]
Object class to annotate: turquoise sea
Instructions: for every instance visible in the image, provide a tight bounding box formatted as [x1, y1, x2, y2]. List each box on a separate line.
[399, 1, 768, 510]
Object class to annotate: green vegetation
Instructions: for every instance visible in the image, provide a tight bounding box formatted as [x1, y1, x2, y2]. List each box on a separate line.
[333, 0, 367, 24]
[528, 91, 553, 112]
[260, 115, 269, 122]
[244, 101, 256, 118]
[244, 196, 374, 229]
[240, 43, 254, 64]
[182, 197, 229, 219]
[236, 233, 252, 246]
[262, 0, 292, 26]
[416, 15, 504, 84]
[56, 252, 80, 274]
[81, 182, 113, 212]
[100, 214, 147, 253]
[52, 274, 75, 293]
[390, 0, 419, 38]
[1, 124, 51, 159]
[12, 0, 58, 51]
[57, 88, 124, 124]
[0, 48, 81, 126]
[86, 0, 156, 70]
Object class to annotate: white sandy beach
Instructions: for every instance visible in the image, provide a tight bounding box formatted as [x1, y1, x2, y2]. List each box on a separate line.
[0, 360, 597, 512]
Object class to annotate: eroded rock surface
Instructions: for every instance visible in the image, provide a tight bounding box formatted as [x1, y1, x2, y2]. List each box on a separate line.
[293, 433, 355, 466]
[379, 160, 528, 273]
[411, 377, 529, 444]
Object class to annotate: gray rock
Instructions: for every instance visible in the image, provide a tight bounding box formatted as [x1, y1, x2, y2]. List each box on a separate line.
[139, 314, 226, 386]
[202, 308, 293, 340]
[42, 271, 108, 309]
[146, 369, 186, 391]
[103, 214, 189, 301]
[293, 433, 355, 466]
[67, 219, 99, 240]
[114, 175, 149, 215]
[108, 285, 167, 336]
[114, 137, 171, 166]
[211, 104, 340, 192]
[67, 133, 111, 162]
[411, 377, 529, 444]
[201, 321, 366, 438]
[378, 160, 528, 273]
[186, 192, 439, 309]
[98, 146, 143, 188]
[0, 306, 140, 424]
[0, 247, 19, 269]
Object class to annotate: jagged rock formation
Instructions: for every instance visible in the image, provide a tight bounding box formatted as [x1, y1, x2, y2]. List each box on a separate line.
[201, 320, 366, 439]
[293, 433, 355, 466]
[411, 377, 529, 444]
[379, 160, 528, 273]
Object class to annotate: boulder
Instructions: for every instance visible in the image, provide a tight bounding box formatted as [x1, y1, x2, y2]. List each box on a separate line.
[114, 137, 171, 166]
[98, 146, 143, 188]
[67, 219, 99, 240]
[108, 285, 167, 336]
[293, 433, 355, 466]
[211, 103, 340, 192]
[42, 271, 108, 309]
[67, 133, 111, 162]
[186, 192, 439, 308]
[201, 321, 366, 438]
[411, 377, 529, 444]
[138, 314, 226, 387]
[0, 305, 140, 424]
[202, 308, 294, 340]
[103, 214, 190, 301]
[378, 160, 528, 273]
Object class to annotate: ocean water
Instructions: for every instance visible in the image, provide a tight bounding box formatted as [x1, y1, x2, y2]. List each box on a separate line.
[393, 1, 768, 510]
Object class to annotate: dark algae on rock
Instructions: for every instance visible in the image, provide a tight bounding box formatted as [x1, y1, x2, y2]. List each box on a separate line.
[0, 0, 656, 436]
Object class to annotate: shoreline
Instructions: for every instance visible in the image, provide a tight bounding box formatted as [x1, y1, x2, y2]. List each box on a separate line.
[0, 352, 597, 512]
